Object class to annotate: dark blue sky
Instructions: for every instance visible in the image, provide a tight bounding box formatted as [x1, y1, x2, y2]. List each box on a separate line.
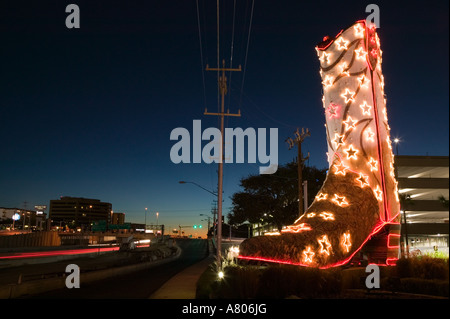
[0, 0, 448, 234]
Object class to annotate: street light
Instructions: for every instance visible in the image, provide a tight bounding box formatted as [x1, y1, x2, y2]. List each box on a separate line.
[393, 138, 409, 256]
[179, 181, 217, 196]
[393, 138, 400, 156]
[156, 211, 159, 227]
[144, 207, 148, 230]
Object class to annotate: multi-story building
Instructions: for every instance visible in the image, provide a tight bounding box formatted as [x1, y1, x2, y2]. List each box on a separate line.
[395, 155, 449, 255]
[111, 212, 125, 225]
[49, 197, 112, 228]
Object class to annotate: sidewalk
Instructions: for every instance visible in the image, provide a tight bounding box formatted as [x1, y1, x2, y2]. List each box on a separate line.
[149, 255, 215, 299]
[149, 239, 217, 299]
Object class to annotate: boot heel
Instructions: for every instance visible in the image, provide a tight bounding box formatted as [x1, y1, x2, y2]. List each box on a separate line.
[362, 223, 401, 265]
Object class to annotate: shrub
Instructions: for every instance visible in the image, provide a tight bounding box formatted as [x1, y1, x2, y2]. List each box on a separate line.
[400, 278, 449, 297]
[214, 265, 261, 299]
[395, 257, 412, 278]
[255, 265, 342, 298]
[396, 256, 449, 280]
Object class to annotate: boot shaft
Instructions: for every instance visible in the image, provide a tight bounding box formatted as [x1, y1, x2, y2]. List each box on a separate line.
[316, 20, 400, 223]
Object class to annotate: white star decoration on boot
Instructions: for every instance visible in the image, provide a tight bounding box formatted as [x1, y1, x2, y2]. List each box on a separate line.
[335, 37, 349, 50]
[360, 101, 372, 116]
[332, 194, 349, 207]
[341, 89, 356, 104]
[344, 144, 359, 160]
[318, 235, 332, 255]
[354, 24, 365, 37]
[355, 47, 367, 60]
[303, 247, 315, 263]
[343, 116, 357, 131]
[356, 173, 370, 188]
[342, 233, 352, 252]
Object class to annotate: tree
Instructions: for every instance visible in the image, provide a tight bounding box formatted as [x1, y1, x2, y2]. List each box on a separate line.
[229, 162, 326, 232]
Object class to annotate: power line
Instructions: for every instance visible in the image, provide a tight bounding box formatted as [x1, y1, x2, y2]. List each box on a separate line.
[195, 0, 207, 112]
[227, 0, 237, 111]
[239, 0, 255, 108]
[201, 0, 209, 66]
[216, 0, 220, 115]
[229, 81, 299, 129]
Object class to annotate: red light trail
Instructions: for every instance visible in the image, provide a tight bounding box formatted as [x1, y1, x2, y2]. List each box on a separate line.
[0, 247, 119, 260]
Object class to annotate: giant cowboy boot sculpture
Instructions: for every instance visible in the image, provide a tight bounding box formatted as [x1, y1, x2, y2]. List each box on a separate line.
[239, 20, 401, 268]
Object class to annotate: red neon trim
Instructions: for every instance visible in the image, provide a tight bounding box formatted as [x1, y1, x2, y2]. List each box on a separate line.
[364, 22, 373, 71]
[386, 258, 398, 266]
[387, 233, 401, 249]
[316, 29, 344, 51]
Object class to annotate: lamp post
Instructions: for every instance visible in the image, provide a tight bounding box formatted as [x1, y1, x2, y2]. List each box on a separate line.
[179, 181, 217, 196]
[156, 212, 159, 227]
[144, 207, 148, 231]
[394, 138, 400, 156]
[393, 137, 409, 256]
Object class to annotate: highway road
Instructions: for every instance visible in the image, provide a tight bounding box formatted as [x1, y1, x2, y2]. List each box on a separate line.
[22, 238, 208, 299]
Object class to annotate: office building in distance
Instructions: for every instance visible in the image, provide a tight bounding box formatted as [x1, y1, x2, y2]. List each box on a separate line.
[49, 197, 112, 228]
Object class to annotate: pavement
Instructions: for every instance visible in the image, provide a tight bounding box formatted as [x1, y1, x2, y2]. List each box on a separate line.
[148, 237, 220, 299]
[149, 254, 215, 299]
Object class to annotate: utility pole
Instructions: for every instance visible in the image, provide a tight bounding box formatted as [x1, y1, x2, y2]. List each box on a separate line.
[206, 217, 211, 235]
[286, 128, 310, 216]
[211, 202, 217, 240]
[204, 59, 241, 268]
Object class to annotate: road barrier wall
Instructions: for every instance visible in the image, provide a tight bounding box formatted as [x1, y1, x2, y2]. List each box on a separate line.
[0, 245, 181, 299]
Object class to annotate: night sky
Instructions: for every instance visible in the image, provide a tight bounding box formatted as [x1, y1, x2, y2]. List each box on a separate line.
[0, 0, 448, 234]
